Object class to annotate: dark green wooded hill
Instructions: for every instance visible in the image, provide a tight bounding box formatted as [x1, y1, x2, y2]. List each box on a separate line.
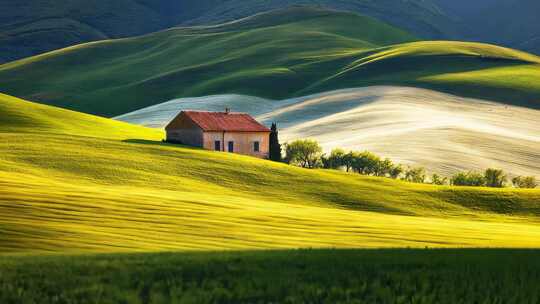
[1, 7, 539, 117]
[434, 0, 540, 56]
[0, 0, 461, 63]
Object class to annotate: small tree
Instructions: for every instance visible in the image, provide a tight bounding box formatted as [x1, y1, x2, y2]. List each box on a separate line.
[451, 171, 486, 187]
[431, 174, 448, 185]
[321, 148, 346, 169]
[342, 151, 358, 172]
[269, 122, 282, 162]
[484, 168, 507, 188]
[403, 167, 426, 183]
[512, 176, 538, 189]
[352, 151, 380, 175]
[389, 164, 403, 179]
[375, 158, 395, 177]
[284, 139, 323, 169]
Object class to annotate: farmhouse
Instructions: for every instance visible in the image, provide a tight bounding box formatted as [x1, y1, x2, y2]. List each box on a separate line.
[165, 110, 271, 158]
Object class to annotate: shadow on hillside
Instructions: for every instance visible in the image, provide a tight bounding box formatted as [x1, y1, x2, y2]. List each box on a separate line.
[122, 139, 202, 151]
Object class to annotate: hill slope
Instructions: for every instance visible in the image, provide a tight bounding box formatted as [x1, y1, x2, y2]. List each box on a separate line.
[1, 8, 539, 117]
[116, 86, 540, 179]
[3, 0, 540, 63]
[0, 93, 161, 140]
[0, 1, 458, 63]
[434, 0, 540, 56]
[1, 93, 540, 254]
[0, 7, 416, 116]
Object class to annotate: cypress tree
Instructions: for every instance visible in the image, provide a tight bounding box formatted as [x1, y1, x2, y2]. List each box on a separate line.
[269, 122, 282, 162]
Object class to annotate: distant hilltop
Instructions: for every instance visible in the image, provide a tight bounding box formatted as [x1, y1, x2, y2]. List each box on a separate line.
[2, 1, 540, 63]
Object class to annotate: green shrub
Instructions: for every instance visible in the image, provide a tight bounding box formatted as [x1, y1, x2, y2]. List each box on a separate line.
[342, 151, 358, 172]
[512, 176, 538, 189]
[321, 148, 346, 169]
[484, 168, 507, 188]
[352, 151, 381, 175]
[431, 174, 448, 185]
[374, 158, 395, 177]
[286, 140, 529, 188]
[320, 149, 402, 179]
[388, 164, 404, 179]
[403, 167, 426, 183]
[451, 172, 486, 186]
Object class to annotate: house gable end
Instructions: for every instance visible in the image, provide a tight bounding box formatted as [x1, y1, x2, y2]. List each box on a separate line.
[165, 112, 203, 132]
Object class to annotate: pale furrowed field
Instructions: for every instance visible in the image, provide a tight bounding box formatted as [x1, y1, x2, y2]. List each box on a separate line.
[116, 86, 540, 179]
[1, 93, 540, 254]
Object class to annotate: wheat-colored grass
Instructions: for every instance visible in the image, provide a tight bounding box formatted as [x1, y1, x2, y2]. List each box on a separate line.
[2, 93, 540, 254]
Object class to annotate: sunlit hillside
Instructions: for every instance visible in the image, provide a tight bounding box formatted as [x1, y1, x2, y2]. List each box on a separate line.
[1, 93, 540, 254]
[0, 93, 161, 140]
[1, 7, 539, 117]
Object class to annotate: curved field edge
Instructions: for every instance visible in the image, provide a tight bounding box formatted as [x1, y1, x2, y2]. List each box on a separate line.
[1, 93, 540, 253]
[1, 9, 539, 117]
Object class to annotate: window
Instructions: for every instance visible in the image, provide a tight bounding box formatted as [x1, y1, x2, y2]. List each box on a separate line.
[228, 141, 234, 152]
[214, 140, 221, 151]
[253, 141, 260, 152]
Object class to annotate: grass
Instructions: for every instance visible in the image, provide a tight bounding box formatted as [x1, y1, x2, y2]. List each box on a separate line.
[0, 93, 162, 140]
[300, 41, 540, 109]
[2, 7, 539, 117]
[1, 249, 540, 303]
[0, 1, 458, 63]
[1, 93, 540, 254]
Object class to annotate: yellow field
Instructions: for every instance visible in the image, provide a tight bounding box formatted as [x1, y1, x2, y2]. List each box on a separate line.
[1, 93, 539, 254]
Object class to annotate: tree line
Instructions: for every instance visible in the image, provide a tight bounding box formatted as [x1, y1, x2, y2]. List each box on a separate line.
[278, 139, 537, 189]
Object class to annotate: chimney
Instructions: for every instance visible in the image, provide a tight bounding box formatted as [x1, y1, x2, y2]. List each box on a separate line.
[225, 107, 230, 114]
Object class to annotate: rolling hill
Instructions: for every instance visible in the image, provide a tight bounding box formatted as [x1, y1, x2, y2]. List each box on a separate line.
[3, 0, 540, 64]
[1, 7, 539, 118]
[434, 0, 540, 56]
[0, 92, 161, 140]
[1, 92, 540, 254]
[0, 1, 458, 63]
[115, 86, 540, 179]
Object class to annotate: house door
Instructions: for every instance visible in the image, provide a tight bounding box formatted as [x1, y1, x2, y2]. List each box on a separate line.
[228, 141, 234, 152]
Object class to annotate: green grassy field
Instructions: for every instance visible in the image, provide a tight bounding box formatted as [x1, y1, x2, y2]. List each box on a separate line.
[0, 1, 460, 63]
[1, 93, 540, 254]
[2, 7, 539, 117]
[2, 249, 540, 303]
[4, 0, 540, 64]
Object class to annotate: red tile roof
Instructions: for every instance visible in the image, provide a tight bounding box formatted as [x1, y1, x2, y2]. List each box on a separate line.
[176, 111, 270, 132]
